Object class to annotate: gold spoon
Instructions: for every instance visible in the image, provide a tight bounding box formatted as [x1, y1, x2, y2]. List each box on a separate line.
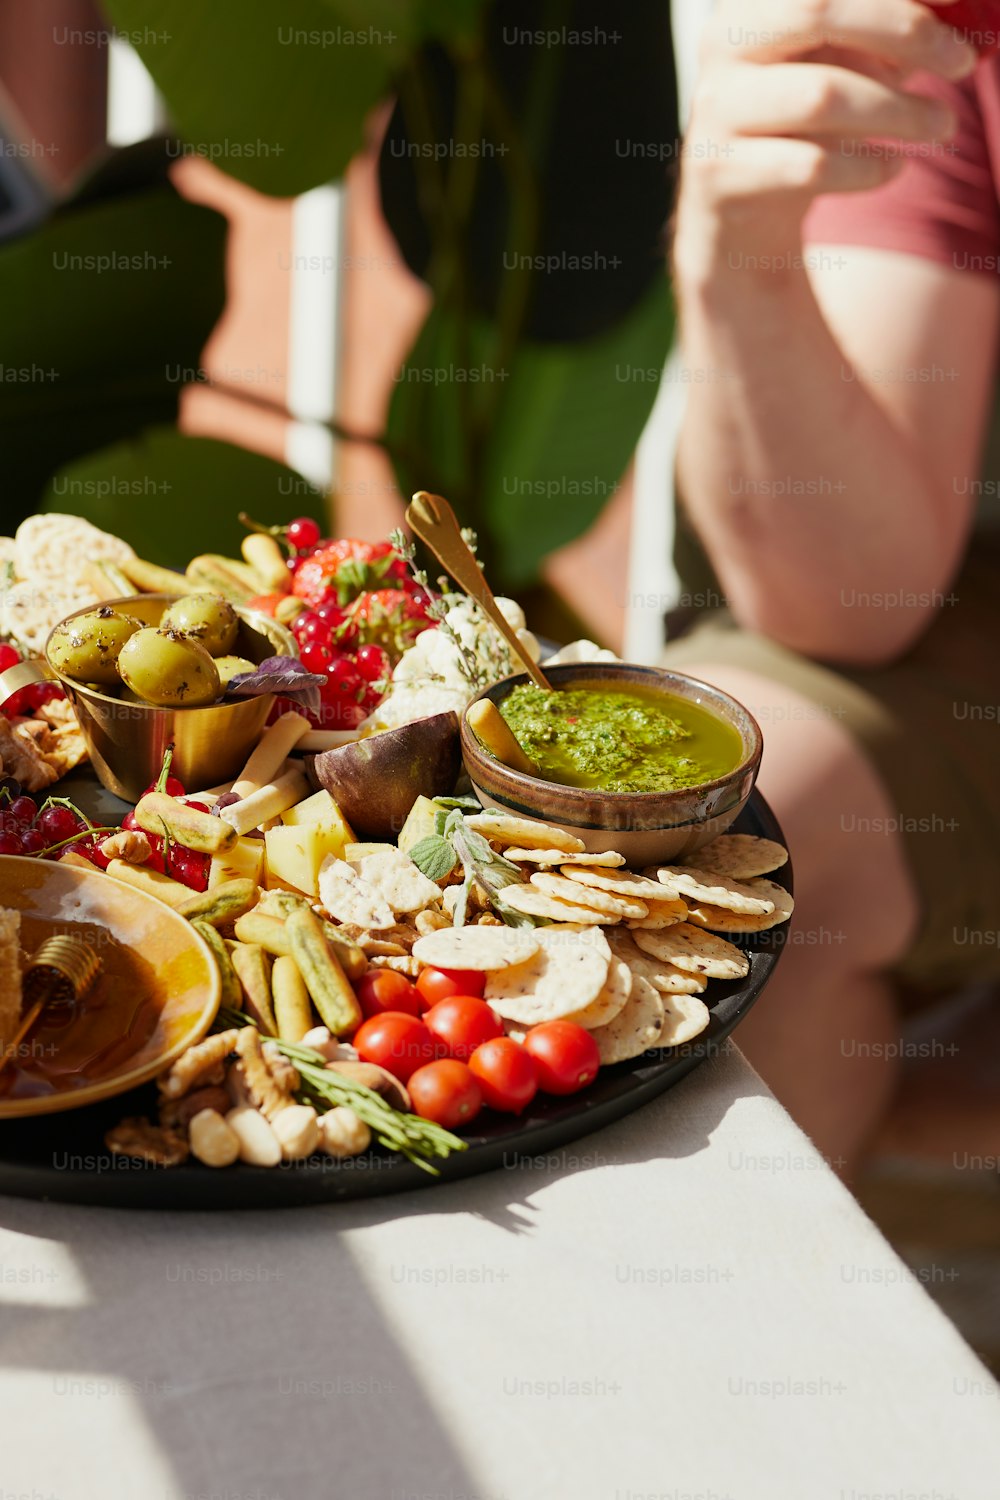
[405, 491, 554, 692]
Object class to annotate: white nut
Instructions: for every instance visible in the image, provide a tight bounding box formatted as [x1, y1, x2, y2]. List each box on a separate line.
[225, 1105, 281, 1167]
[318, 1106, 371, 1159]
[272, 1104, 320, 1161]
[188, 1108, 240, 1169]
[303, 1026, 356, 1062]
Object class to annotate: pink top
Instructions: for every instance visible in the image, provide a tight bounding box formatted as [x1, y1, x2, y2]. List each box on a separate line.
[804, 60, 1000, 270]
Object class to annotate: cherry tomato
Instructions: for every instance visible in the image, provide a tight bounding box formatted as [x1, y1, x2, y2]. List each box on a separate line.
[0, 642, 20, 672]
[424, 996, 503, 1062]
[523, 1022, 600, 1096]
[468, 1037, 538, 1114]
[416, 966, 486, 1006]
[354, 1012, 443, 1083]
[408, 1059, 483, 1129]
[355, 969, 422, 1020]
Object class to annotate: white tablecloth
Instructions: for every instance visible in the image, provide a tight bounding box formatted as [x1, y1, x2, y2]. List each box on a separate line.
[2, 1046, 998, 1500]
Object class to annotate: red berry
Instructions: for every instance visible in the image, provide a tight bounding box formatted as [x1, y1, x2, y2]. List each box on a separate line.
[300, 641, 336, 675]
[317, 684, 367, 730]
[8, 796, 36, 827]
[19, 827, 46, 855]
[354, 644, 390, 683]
[77, 834, 109, 870]
[37, 806, 83, 844]
[327, 656, 363, 695]
[168, 845, 209, 891]
[0, 643, 20, 673]
[0, 831, 20, 855]
[286, 517, 321, 552]
[294, 614, 331, 649]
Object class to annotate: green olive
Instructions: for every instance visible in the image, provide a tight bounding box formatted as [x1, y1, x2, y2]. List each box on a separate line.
[48, 607, 143, 686]
[160, 593, 239, 657]
[214, 654, 257, 689]
[117, 628, 221, 707]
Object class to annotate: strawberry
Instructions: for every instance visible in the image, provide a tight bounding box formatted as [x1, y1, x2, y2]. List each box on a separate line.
[292, 539, 408, 608]
[344, 588, 436, 657]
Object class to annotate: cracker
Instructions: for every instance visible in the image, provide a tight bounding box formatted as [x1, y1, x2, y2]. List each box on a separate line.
[529, 872, 648, 920]
[14, 513, 134, 590]
[503, 848, 625, 868]
[686, 879, 794, 933]
[648, 865, 774, 916]
[607, 928, 707, 995]
[626, 897, 689, 930]
[687, 834, 788, 881]
[499, 885, 613, 924]
[588, 973, 665, 1064]
[351, 848, 442, 914]
[562, 866, 665, 901]
[317, 857, 395, 931]
[657, 991, 711, 1048]
[464, 812, 585, 853]
[563, 955, 632, 1029]
[412, 925, 540, 971]
[633, 922, 750, 980]
[486, 926, 611, 1023]
[368, 954, 421, 977]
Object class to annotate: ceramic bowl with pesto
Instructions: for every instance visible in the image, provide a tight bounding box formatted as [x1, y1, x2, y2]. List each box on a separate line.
[460, 662, 763, 866]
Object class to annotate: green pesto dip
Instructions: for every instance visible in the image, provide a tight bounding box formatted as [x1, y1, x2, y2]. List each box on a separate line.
[499, 683, 742, 794]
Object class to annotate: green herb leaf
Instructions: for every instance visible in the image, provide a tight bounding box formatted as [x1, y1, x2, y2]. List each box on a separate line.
[432, 795, 482, 812]
[408, 835, 458, 882]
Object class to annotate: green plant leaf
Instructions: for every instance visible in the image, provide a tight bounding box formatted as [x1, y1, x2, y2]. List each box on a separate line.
[387, 276, 674, 585]
[407, 834, 458, 881]
[40, 427, 325, 563]
[101, 0, 489, 195]
[0, 179, 226, 521]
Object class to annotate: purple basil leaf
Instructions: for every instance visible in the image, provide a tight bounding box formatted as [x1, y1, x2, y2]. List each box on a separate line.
[225, 656, 325, 717]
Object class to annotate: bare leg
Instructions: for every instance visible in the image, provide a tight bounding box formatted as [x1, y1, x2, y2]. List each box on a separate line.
[676, 664, 921, 1179]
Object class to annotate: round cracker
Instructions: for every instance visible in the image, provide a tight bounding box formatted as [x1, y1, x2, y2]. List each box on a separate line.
[500, 885, 613, 924]
[657, 991, 711, 1047]
[606, 927, 707, 994]
[650, 865, 775, 916]
[486, 926, 611, 1023]
[633, 922, 750, 980]
[563, 955, 632, 1028]
[626, 897, 689, 930]
[588, 973, 665, 1064]
[530, 872, 648, 920]
[686, 834, 788, 881]
[464, 812, 585, 853]
[412, 925, 540, 971]
[504, 848, 625, 868]
[687, 879, 794, 933]
[561, 866, 666, 901]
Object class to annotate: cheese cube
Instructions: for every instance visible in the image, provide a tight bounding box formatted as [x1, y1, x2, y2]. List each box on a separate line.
[209, 836, 265, 888]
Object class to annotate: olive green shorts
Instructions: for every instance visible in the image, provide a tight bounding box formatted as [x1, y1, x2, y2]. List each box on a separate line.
[658, 542, 1000, 991]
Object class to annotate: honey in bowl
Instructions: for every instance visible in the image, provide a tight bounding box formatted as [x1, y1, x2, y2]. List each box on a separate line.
[498, 682, 744, 794]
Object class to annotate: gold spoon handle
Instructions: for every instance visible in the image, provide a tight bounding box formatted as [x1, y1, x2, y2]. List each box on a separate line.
[405, 492, 553, 692]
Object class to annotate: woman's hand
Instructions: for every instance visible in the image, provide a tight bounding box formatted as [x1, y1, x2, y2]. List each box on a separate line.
[675, 0, 977, 272]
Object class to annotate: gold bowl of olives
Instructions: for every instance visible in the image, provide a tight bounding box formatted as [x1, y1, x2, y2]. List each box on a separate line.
[36, 593, 296, 801]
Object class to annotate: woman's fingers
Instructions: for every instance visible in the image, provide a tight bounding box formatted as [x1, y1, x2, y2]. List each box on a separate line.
[706, 0, 976, 80]
[685, 135, 905, 205]
[697, 59, 956, 142]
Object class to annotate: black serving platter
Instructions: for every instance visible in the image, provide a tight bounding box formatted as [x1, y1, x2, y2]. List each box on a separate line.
[0, 791, 790, 1209]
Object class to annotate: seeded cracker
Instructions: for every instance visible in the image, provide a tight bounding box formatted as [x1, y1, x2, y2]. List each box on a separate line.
[587, 973, 665, 1064]
[633, 923, 750, 980]
[686, 879, 794, 933]
[503, 848, 625, 868]
[350, 848, 442, 914]
[607, 927, 707, 995]
[649, 865, 775, 916]
[529, 872, 648, 920]
[464, 812, 586, 854]
[500, 885, 614, 924]
[626, 897, 689, 930]
[412, 925, 540, 971]
[486, 926, 611, 1024]
[563, 954, 632, 1029]
[561, 866, 666, 901]
[658, 991, 711, 1047]
[686, 834, 788, 881]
